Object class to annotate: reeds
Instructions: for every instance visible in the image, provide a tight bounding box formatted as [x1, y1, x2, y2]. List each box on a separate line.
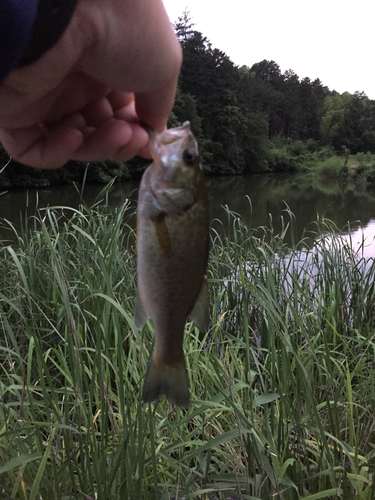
[1, 195, 374, 499]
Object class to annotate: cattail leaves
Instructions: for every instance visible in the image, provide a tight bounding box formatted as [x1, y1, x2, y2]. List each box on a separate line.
[1, 198, 375, 498]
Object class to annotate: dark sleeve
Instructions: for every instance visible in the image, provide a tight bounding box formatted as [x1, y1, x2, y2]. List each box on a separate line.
[0, 1, 39, 83]
[0, 0, 78, 84]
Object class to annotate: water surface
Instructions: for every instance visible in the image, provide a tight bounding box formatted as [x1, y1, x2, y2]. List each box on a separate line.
[1, 173, 375, 254]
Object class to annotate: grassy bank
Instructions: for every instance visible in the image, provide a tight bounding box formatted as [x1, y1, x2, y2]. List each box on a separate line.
[1, 197, 375, 499]
[268, 139, 375, 184]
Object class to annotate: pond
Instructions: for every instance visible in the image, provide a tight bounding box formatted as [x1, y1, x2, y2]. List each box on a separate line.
[1, 173, 375, 254]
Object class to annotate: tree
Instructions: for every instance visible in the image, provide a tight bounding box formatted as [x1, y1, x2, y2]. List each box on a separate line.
[250, 60, 283, 89]
[343, 92, 375, 153]
[168, 87, 202, 138]
[319, 92, 352, 148]
[174, 9, 195, 43]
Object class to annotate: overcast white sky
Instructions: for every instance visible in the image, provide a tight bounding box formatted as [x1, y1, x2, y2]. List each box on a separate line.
[163, 0, 375, 99]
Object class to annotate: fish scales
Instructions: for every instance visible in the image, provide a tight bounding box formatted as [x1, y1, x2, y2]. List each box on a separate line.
[134, 121, 209, 408]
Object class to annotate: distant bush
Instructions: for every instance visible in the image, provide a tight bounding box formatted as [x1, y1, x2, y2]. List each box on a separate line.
[355, 164, 368, 176]
[366, 165, 375, 182]
[265, 140, 341, 174]
[267, 146, 296, 172]
[349, 152, 375, 182]
[356, 152, 365, 165]
[317, 156, 343, 178]
[306, 138, 319, 152]
[289, 140, 307, 157]
[317, 145, 335, 160]
[338, 165, 349, 180]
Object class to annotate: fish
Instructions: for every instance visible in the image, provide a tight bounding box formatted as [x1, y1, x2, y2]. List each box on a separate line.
[134, 121, 209, 408]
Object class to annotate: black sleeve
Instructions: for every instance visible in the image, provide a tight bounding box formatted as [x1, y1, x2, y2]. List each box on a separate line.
[0, 1, 39, 82]
[18, 0, 78, 67]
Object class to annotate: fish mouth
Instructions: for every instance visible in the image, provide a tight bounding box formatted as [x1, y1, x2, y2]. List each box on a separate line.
[159, 121, 191, 145]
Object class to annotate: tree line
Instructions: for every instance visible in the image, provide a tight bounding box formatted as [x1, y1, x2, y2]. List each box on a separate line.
[170, 11, 375, 174]
[1, 11, 375, 187]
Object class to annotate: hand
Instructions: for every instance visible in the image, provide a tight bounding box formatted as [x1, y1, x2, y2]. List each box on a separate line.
[0, 0, 182, 169]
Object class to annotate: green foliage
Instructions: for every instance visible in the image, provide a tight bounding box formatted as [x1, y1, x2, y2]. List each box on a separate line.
[316, 156, 344, 178]
[265, 139, 316, 172]
[173, 12, 375, 174]
[350, 151, 375, 183]
[319, 92, 352, 148]
[267, 144, 297, 171]
[168, 87, 202, 135]
[2, 10, 375, 186]
[1, 197, 375, 498]
[0, 147, 136, 188]
[338, 165, 349, 180]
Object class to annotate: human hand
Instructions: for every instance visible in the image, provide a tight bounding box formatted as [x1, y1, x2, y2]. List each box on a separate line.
[0, 0, 181, 169]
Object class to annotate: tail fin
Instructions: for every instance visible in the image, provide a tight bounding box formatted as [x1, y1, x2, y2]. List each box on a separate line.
[142, 358, 190, 408]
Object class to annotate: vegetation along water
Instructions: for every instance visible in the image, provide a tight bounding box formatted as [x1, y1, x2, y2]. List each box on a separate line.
[1, 178, 375, 498]
[1, 9, 375, 500]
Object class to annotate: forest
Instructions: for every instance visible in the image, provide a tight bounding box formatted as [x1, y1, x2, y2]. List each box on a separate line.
[1, 11, 375, 187]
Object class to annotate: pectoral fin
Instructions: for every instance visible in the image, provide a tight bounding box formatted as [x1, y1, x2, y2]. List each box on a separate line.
[190, 276, 210, 333]
[152, 217, 171, 258]
[134, 291, 149, 329]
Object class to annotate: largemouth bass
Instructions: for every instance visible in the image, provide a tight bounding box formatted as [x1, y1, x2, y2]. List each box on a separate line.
[134, 121, 209, 408]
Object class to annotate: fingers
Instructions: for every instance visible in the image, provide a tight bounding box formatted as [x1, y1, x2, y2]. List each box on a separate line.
[78, 0, 181, 133]
[0, 0, 181, 169]
[73, 119, 148, 162]
[0, 124, 84, 169]
[0, 91, 150, 168]
[0, 118, 149, 169]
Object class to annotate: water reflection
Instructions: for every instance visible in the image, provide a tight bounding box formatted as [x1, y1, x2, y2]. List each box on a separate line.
[1, 173, 375, 250]
[272, 220, 375, 304]
[0, 181, 140, 244]
[325, 218, 375, 259]
[206, 174, 375, 240]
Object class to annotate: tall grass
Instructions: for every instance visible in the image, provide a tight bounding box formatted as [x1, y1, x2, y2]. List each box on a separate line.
[1, 192, 375, 499]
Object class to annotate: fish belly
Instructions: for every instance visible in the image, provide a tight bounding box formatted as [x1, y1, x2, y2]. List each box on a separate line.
[137, 201, 208, 359]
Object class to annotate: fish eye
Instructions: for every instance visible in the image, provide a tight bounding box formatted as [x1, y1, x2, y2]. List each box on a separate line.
[183, 148, 196, 165]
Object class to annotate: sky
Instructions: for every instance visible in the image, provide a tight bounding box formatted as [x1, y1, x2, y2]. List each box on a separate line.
[162, 0, 375, 99]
